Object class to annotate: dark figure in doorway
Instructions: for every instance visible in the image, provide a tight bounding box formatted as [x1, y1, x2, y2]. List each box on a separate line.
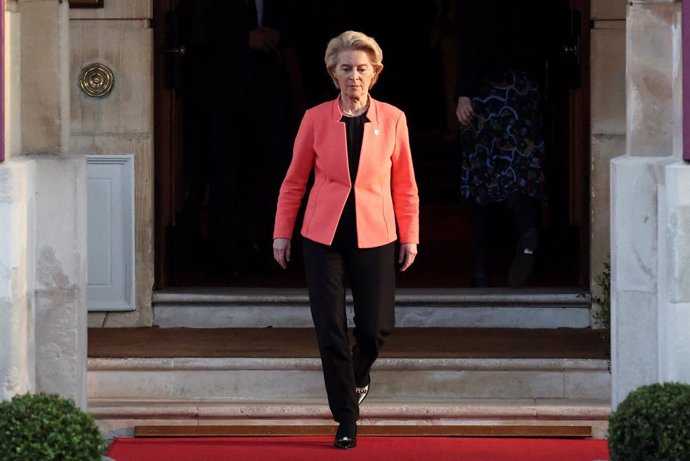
[455, 0, 548, 288]
[179, 0, 299, 277]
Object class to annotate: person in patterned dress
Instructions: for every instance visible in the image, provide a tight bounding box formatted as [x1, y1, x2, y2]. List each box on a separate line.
[454, 0, 548, 288]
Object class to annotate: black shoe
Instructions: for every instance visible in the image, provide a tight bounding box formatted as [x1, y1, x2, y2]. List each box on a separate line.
[334, 422, 357, 449]
[356, 383, 370, 405]
[508, 227, 539, 288]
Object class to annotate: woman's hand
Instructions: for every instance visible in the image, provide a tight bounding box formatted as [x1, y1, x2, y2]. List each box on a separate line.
[455, 96, 474, 126]
[273, 238, 291, 269]
[398, 243, 418, 272]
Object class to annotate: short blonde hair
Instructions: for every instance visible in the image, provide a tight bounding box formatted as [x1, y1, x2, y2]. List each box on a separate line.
[324, 30, 384, 89]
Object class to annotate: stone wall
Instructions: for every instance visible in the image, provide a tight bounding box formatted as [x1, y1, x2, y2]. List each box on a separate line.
[69, 1, 155, 327]
[33, 156, 88, 409]
[590, 0, 626, 324]
[73, 0, 630, 329]
[611, 0, 689, 406]
[1, 0, 89, 407]
[0, 159, 35, 400]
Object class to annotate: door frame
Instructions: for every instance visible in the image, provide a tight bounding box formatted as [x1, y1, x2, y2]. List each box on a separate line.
[153, 0, 184, 288]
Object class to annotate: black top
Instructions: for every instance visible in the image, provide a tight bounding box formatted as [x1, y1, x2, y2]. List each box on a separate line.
[333, 112, 369, 246]
[342, 113, 368, 183]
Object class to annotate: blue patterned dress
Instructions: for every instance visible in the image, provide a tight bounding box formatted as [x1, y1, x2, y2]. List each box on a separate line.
[460, 69, 546, 206]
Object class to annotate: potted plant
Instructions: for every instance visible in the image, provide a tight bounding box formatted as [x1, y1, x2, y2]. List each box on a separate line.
[0, 392, 106, 461]
[608, 382, 690, 460]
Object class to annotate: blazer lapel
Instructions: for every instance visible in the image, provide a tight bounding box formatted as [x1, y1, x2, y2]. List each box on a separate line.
[358, 98, 385, 184]
[325, 99, 351, 186]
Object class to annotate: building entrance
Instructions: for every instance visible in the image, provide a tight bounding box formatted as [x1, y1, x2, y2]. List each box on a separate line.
[153, 0, 590, 289]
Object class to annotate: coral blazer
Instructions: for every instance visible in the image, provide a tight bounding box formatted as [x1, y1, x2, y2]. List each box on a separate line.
[274, 97, 420, 248]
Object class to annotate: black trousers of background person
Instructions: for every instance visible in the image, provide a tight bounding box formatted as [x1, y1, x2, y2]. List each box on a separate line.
[302, 227, 395, 424]
[466, 193, 539, 283]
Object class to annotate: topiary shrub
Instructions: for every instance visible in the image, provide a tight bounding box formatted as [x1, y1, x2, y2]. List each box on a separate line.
[608, 382, 690, 461]
[0, 392, 106, 461]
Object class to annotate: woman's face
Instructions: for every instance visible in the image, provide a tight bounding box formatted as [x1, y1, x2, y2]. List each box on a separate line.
[333, 49, 376, 100]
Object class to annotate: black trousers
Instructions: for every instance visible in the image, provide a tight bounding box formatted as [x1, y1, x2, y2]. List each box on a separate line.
[302, 235, 395, 424]
[466, 193, 539, 277]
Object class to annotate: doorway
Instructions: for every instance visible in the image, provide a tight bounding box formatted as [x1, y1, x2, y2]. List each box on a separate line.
[153, 0, 590, 290]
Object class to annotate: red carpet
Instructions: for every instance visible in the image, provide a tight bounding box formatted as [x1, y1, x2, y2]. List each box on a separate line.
[107, 436, 609, 461]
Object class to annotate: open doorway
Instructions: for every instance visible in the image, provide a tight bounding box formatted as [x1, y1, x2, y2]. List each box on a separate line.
[153, 0, 590, 290]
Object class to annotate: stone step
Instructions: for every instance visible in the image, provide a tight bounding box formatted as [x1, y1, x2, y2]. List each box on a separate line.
[89, 398, 611, 440]
[88, 355, 610, 439]
[152, 287, 592, 329]
[88, 357, 610, 402]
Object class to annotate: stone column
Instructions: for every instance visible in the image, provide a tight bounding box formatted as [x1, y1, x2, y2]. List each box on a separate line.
[0, 160, 36, 400]
[611, 0, 686, 406]
[657, 163, 690, 383]
[32, 157, 88, 408]
[20, 0, 70, 155]
[16, 0, 88, 408]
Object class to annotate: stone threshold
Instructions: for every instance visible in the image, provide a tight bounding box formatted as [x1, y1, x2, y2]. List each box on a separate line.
[151, 287, 593, 328]
[153, 287, 590, 307]
[89, 357, 609, 372]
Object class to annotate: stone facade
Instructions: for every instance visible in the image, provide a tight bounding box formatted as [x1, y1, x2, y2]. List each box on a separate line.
[610, 0, 690, 406]
[70, 0, 155, 328]
[1, 0, 88, 407]
[590, 0, 627, 323]
[0, 0, 688, 411]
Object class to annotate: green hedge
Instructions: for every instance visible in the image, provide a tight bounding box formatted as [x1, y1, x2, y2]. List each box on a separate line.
[0, 392, 106, 461]
[608, 382, 690, 461]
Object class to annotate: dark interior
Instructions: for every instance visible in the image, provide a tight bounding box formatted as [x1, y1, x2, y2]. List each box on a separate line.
[155, 0, 589, 289]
